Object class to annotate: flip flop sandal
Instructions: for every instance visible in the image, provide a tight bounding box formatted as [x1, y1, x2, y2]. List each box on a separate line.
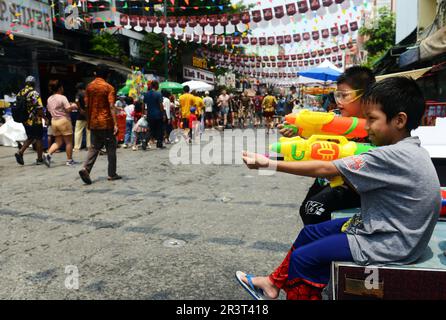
[235, 271, 267, 300]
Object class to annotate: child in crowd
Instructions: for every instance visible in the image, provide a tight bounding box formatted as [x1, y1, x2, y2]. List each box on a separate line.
[131, 101, 148, 151]
[237, 77, 441, 300]
[123, 97, 135, 148]
[188, 106, 198, 144]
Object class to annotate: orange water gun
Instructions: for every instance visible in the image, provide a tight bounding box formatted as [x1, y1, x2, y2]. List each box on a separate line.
[270, 135, 376, 187]
[284, 110, 368, 139]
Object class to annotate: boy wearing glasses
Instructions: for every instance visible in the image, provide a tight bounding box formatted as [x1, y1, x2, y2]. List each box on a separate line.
[237, 77, 441, 300]
[280, 66, 376, 226]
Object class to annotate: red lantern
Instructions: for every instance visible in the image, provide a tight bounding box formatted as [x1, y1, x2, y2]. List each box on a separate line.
[350, 21, 358, 31]
[241, 12, 251, 24]
[198, 16, 207, 27]
[312, 31, 320, 40]
[188, 16, 197, 28]
[120, 15, 128, 26]
[230, 14, 240, 25]
[252, 10, 262, 23]
[158, 16, 167, 29]
[331, 26, 339, 36]
[322, 0, 333, 7]
[298, 0, 309, 13]
[148, 16, 157, 28]
[259, 37, 266, 45]
[219, 14, 228, 27]
[274, 6, 285, 19]
[263, 8, 273, 21]
[276, 36, 284, 45]
[168, 16, 177, 28]
[178, 16, 187, 28]
[139, 16, 148, 28]
[340, 24, 349, 34]
[286, 3, 297, 16]
[293, 34, 301, 42]
[322, 29, 329, 38]
[303, 32, 311, 41]
[310, 0, 321, 11]
[285, 35, 292, 43]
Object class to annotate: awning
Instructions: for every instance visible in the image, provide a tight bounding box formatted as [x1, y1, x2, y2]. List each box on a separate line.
[72, 54, 132, 75]
[375, 67, 432, 82]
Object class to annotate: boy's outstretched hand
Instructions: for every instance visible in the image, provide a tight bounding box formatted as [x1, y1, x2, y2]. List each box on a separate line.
[242, 151, 271, 170]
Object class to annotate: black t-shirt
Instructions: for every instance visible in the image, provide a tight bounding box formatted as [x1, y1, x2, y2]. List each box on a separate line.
[76, 92, 86, 121]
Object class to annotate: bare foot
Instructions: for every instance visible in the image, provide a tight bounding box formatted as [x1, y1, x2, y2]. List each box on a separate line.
[241, 274, 280, 299]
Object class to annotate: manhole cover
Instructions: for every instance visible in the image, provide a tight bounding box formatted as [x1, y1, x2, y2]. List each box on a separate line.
[163, 239, 186, 248]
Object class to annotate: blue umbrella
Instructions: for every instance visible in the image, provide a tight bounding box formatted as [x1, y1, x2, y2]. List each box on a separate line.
[297, 61, 342, 82]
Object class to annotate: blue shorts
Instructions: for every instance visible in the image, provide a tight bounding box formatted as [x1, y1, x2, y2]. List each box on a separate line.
[220, 106, 229, 116]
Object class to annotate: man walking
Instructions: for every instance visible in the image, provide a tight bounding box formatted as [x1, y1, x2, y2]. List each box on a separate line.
[78, 64, 121, 184]
[144, 80, 165, 149]
[14, 76, 44, 166]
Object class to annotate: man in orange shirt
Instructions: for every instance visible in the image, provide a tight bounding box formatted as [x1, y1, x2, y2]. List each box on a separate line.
[79, 64, 121, 184]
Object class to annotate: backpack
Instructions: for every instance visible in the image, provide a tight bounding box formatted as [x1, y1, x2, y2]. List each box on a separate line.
[12, 91, 30, 123]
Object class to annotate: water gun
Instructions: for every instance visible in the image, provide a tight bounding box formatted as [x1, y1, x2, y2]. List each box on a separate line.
[283, 109, 368, 139]
[441, 188, 446, 217]
[270, 135, 376, 187]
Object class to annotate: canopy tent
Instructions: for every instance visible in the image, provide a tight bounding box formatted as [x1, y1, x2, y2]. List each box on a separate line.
[159, 81, 184, 94]
[297, 60, 342, 82]
[375, 67, 432, 82]
[182, 80, 214, 92]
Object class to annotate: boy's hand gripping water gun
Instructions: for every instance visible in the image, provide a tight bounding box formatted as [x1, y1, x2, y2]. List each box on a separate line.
[270, 135, 376, 187]
[283, 109, 368, 139]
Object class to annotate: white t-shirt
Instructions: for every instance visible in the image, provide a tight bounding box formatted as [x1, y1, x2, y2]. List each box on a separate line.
[163, 97, 171, 120]
[124, 104, 135, 121]
[203, 96, 214, 113]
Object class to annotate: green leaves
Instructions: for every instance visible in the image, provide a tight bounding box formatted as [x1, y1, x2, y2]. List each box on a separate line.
[90, 32, 123, 58]
[360, 7, 396, 67]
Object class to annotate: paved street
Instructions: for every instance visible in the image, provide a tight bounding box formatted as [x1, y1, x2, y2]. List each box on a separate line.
[0, 130, 311, 300]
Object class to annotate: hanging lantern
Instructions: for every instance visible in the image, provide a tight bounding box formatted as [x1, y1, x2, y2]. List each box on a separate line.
[310, 0, 321, 11]
[286, 3, 297, 16]
[297, 0, 309, 13]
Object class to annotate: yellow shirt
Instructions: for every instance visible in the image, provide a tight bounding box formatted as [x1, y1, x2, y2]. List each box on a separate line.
[194, 96, 204, 115]
[262, 95, 277, 113]
[179, 93, 195, 118]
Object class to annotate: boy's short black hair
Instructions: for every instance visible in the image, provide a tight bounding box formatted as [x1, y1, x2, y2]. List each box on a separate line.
[362, 77, 425, 132]
[95, 64, 109, 79]
[337, 66, 376, 91]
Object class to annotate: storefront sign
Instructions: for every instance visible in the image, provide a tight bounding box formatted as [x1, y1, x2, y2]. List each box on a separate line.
[192, 56, 208, 70]
[0, 0, 54, 41]
[183, 66, 215, 84]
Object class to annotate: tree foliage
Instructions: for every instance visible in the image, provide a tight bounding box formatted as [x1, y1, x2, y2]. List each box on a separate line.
[359, 7, 396, 68]
[90, 32, 123, 58]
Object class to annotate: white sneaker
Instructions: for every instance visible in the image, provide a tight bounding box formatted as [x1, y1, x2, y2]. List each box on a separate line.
[66, 159, 78, 166]
[122, 144, 128, 149]
[43, 154, 51, 167]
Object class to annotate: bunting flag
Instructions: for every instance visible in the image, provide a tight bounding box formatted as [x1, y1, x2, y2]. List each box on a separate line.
[118, 13, 360, 45]
[201, 43, 352, 64]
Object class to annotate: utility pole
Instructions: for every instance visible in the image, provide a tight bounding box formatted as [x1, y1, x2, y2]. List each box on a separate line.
[164, 0, 168, 81]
